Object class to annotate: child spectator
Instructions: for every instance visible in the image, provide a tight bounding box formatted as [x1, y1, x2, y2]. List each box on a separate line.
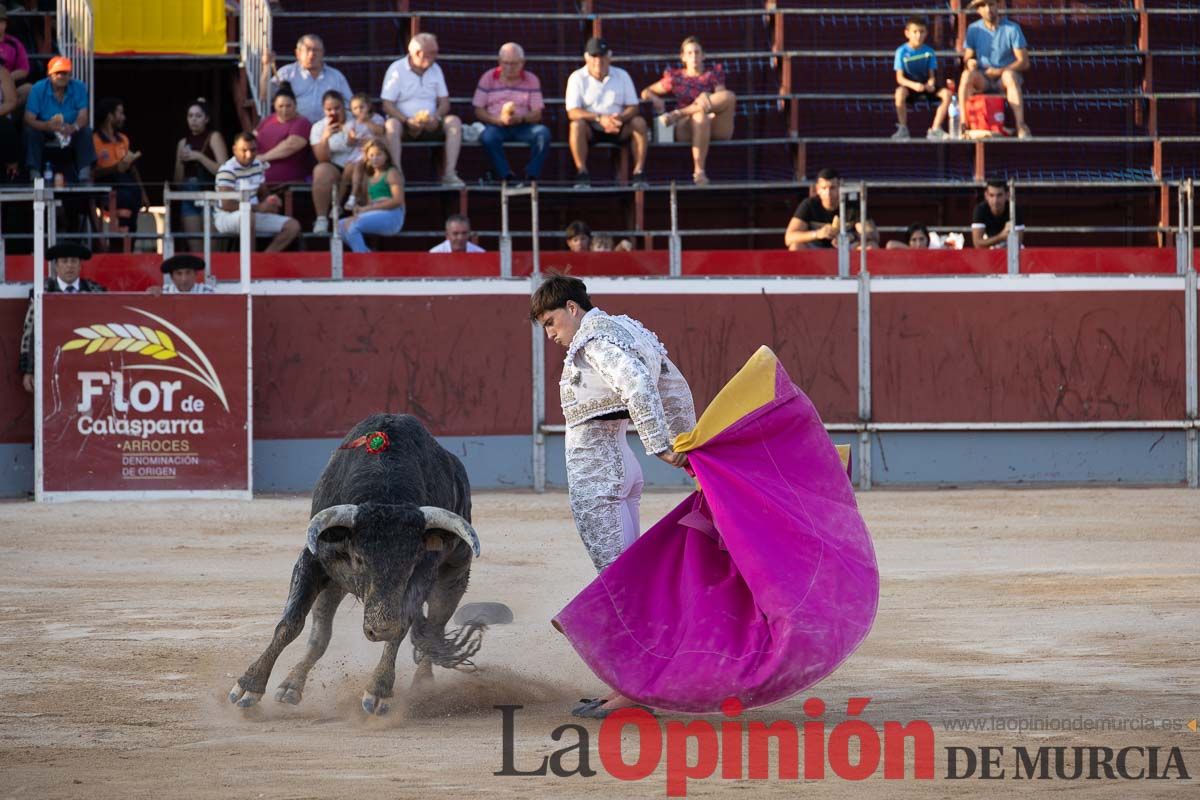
[338, 139, 405, 253]
[342, 92, 386, 212]
[892, 16, 952, 141]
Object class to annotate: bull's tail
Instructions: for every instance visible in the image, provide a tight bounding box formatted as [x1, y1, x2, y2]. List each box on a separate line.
[411, 620, 485, 671]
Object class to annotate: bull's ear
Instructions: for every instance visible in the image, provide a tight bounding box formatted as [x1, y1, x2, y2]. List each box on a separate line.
[425, 533, 444, 552]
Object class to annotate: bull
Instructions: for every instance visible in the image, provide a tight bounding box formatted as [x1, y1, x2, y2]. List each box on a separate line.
[228, 413, 482, 715]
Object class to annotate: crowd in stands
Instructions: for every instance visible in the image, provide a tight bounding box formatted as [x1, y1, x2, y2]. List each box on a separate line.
[0, 0, 1042, 254]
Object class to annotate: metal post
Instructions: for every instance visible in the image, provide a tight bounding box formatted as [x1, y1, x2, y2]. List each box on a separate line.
[857, 268, 872, 490]
[1178, 181, 1187, 276]
[858, 182, 868, 277]
[203, 199, 212, 270]
[1185, 179, 1197, 488]
[837, 188, 849, 277]
[529, 183, 546, 492]
[500, 182, 512, 278]
[531, 183, 540, 277]
[162, 184, 175, 260]
[669, 181, 682, 277]
[238, 194, 252, 293]
[330, 184, 343, 280]
[1007, 178, 1019, 274]
[33, 177, 46, 501]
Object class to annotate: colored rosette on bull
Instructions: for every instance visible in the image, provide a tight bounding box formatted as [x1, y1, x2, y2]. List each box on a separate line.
[340, 431, 390, 455]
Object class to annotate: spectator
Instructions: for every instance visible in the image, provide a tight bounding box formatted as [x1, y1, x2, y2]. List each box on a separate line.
[173, 98, 229, 252]
[309, 89, 353, 234]
[147, 254, 214, 294]
[261, 34, 353, 124]
[472, 42, 550, 186]
[886, 223, 931, 249]
[854, 219, 880, 250]
[213, 131, 300, 252]
[640, 36, 736, 186]
[381, 32, 465, 188]
[255, 82, 313, 185]
[591, 232, 633, 252]
[342, 92, 386, 210]
[565, 219, 592, 252]
[19, 243, 104, 393]
[0, 64, 17, 178]
[0, 7, 31, 105]
[430, 213, 484, 253]
[972, 178, 1023, 249]
[892, 16, 952, 141]
[960, 0, 1031, 139]
[338, 139, 405, 253]
[92, 97, 148, 234]
[23, 56, 95, 182]
[784, 168, 856, 250]
[566, 37, 648, 189]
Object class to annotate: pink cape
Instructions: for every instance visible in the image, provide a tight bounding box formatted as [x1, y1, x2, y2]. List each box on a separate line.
[553, 351, 878, 713]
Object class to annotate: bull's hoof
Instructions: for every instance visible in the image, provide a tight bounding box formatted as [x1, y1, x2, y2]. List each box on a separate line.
[228, 683, 264, 708]
[275, 685, 303, 705]
[361, 691, 390, 716]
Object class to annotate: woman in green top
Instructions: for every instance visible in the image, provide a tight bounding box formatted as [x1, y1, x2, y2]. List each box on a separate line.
[338, 139, 405, 252]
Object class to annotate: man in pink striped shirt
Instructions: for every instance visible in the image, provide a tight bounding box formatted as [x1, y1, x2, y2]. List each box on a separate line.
[472, 43, 551, 186]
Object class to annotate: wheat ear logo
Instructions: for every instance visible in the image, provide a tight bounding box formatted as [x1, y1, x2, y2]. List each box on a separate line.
[61, 306, 230, 411]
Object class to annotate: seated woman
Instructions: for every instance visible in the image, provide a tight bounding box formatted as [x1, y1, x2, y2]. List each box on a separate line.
[173, 98, 228, 252]
[885, 223, 931, 249]
[255, 82, 313, 187]
[337, 139, 404, 253]
[640, 36, 736, 186]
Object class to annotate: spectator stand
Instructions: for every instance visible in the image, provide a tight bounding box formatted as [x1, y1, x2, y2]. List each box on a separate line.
[245, 1, 1200, 255]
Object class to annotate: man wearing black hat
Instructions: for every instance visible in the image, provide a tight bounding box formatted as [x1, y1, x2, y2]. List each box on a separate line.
[565, 37, 648, 189]
[151, 254, 213, 295]
[19, 243, 105, 393]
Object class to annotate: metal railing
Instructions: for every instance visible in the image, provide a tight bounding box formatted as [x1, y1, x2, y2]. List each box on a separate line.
[240, 0, 273, 119]
[56, 0, 94, 125]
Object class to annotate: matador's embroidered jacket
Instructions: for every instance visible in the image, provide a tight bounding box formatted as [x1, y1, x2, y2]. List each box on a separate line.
[559, 308, 696, 455]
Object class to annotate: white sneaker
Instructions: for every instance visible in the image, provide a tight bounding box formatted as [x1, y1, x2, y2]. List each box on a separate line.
[343, 195, 356, 212]
[891, 124, 910, 141]
[926, 128, 948, 141]
[312, 216, 329, 235]
[441, 172, 466, 189]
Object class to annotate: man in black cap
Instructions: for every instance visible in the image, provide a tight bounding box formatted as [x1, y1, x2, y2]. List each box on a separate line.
[19, 243, 105, 393]
[150, 253, 213, 295]
[565, 37, 648, 189]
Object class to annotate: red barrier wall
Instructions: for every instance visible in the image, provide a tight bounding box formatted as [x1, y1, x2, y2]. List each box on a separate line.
[2, 262, 1195, 447]
[872, 291, 1187, 422]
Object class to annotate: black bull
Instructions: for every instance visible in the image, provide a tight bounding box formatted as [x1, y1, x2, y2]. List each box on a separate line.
[228, 414, 483, 715]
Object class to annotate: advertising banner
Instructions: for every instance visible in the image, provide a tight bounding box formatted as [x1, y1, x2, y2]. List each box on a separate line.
[39, 294, 250, 498]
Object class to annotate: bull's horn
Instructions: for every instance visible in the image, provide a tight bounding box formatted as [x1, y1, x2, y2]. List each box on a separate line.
[306, 504, 359, 554]
[419, 507, 481, 558]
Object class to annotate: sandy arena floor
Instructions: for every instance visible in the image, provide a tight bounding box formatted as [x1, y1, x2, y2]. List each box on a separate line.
[0, 488, 1197, 798]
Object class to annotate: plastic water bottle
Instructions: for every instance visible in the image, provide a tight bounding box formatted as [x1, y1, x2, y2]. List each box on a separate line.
[42, 161, 53, 182]
[948, 97, 962, 139]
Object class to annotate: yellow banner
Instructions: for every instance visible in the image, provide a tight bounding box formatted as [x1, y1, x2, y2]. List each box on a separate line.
[93, 0, 228, 56]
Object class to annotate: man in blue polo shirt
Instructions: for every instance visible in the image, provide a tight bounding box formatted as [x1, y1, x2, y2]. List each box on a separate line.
[23, 55, 96, 180]
[959, 0, 1031, 138]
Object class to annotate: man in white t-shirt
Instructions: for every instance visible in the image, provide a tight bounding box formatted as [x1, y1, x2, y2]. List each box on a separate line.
[565, 37, 648, 189]
[429, 214, 485, 253]
[213, 131, 300, 252]
[309, 89, 353, 234]
[381, 32, 464, 188]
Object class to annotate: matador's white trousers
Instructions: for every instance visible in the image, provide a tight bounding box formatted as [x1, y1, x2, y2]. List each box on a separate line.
[565, 418, 644, 572]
